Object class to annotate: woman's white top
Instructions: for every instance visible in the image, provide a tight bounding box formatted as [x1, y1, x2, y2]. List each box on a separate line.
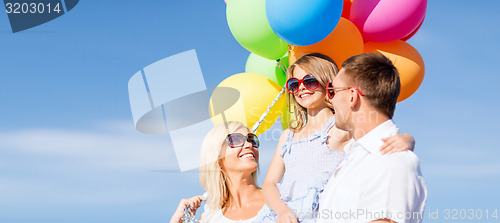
[201, 204, 265, 223]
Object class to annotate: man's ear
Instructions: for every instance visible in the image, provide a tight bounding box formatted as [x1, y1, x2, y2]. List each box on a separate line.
[349, 88, 360, 109]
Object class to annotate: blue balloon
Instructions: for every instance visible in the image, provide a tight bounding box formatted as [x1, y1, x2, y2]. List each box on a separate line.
[266, 0, 343, 46]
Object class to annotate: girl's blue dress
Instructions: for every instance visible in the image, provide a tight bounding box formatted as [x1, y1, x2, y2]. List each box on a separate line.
[256, 117, 346, 222]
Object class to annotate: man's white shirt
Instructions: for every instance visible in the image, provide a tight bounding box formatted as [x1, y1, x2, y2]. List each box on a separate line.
[318, 120, 427, 223]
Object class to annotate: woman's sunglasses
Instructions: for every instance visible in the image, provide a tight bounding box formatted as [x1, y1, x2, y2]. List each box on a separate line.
[286, 74, 321, 94]
[326, 82, 365, 99]
[226, 133, 259, 149]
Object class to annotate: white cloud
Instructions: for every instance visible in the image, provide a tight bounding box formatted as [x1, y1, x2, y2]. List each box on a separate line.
[0, 121, 203, 208]
[0, 120, 178, 171]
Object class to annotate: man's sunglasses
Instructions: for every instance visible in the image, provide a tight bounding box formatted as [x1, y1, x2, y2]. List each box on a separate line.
[326, 82, 365, 99]
[286, 74, 321, 94]
[226, 133, 259, 149]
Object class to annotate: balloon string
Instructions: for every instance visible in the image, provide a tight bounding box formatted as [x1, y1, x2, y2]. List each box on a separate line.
[251, 60, 288, 134]
[251, 86, 285, 134]
[277, 58, 288, 74]
[277, 59, 292, 114]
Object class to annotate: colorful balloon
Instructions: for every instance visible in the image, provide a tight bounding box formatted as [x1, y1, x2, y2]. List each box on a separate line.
[342, 0, 352, 19]
[350, 0, 427, 42]
[275, 55, 289, 87]
[364, 41, 425, 102]
[279, 102, 297, 130]
[289, 18, 363, 68]
[227, 0, 288, 60]
[209, 73, 285, 135]
[401, 16, 425, 41]
[245, 53, 288, 87]
[266, 0, 343, 46]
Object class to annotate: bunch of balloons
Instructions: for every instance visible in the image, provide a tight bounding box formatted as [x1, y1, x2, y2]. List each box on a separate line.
[211, 0, 427, 134]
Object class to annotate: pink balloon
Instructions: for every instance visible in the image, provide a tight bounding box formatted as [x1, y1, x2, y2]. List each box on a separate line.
[402, 16, 425, 41]
[224, 0, 227, 3]
[350, 0, 427, 42]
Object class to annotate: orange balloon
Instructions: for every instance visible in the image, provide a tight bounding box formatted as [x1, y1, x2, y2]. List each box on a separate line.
[364, 41, 425, 102]
[289, 18, 363, 68]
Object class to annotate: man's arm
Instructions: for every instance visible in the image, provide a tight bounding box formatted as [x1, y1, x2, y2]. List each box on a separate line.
[361, 152, 427, 223]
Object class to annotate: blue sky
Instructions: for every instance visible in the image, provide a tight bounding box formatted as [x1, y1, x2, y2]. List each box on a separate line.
[0, 0, 499, 222]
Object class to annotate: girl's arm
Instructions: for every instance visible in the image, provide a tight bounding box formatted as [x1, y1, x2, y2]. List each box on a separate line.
[170, 195, 206, 223]
[327, 125, 352, 153]
[262, 129, 298, 223]
[380, 133, 415, 155]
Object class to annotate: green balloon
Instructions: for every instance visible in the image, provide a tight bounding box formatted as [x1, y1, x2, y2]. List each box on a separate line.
[275, 55, 289, 87]
[245, 53, 288, 87]
[227, 0, 288, 60]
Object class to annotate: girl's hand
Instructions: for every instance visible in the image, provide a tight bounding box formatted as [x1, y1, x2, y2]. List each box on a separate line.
[277, 209, 299, 223]
[380, 133, 415, 155]
[170, 195, 206, 223]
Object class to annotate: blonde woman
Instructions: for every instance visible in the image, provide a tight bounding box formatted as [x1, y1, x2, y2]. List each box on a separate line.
[170, 122, 265, 223]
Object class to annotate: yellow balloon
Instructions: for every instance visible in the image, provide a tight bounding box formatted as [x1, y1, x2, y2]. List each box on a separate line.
[209, 73, 285, 135]
[280, 102, 297, 130]
[280, 103, 290, 130]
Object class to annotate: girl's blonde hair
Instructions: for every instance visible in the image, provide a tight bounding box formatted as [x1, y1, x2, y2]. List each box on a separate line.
[199, 121, 259, 210]
[287, 53, 339, 132]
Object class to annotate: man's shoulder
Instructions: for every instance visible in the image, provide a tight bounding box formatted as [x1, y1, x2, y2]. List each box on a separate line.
[372, 151, 421, 173]
[382, 150, 420, 162]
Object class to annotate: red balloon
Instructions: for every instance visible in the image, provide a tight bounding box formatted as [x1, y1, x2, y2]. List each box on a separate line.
[342, 0, 351, 19]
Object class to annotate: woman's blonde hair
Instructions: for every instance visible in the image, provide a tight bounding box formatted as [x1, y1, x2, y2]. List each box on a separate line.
[287, 53, 339, 132]
[199, 122, 259, 210]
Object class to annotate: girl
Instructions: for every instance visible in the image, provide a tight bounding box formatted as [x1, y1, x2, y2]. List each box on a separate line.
[257, 53, 414, 223]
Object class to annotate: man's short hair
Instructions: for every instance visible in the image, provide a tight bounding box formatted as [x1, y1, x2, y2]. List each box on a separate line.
[341, 53, 401, 118]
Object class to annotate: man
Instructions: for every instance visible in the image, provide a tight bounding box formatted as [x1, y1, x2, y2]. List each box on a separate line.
[318, 53, 427, 223]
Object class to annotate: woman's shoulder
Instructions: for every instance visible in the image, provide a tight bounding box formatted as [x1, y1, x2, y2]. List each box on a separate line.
[200, 204, 218, 222]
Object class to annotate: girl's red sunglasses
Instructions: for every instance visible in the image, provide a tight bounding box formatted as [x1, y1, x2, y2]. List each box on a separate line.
[286, 74, 321, 94]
